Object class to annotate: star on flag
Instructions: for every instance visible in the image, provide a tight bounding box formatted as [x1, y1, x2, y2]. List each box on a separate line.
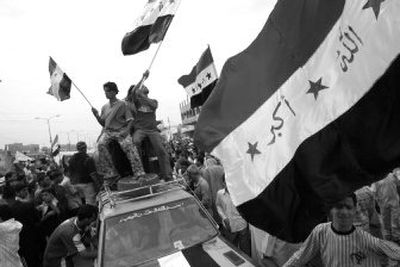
[307, 78, 329, 100]
[246, 142, 261, 161]
[362, 0, 385, 19]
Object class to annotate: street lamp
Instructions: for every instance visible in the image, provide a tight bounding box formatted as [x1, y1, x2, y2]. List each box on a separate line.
[34, 114, 60, 146]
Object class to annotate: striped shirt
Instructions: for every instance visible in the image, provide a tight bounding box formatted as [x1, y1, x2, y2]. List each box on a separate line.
[283, 222, 400, 267]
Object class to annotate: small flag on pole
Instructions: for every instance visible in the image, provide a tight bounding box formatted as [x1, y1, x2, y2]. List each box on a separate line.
[178, 46, 218, 109]
[48, 57, 71, 101]
[51, 134, 61, 157]
[121, 0, 181, 56]
[194, 0, 400, 243]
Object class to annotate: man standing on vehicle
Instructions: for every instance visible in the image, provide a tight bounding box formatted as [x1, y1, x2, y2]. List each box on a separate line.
[43, 205, 98, 267]
[68, 142, 99, 206]
[126, 72, 172, 181]
[92, 82, 145, 181]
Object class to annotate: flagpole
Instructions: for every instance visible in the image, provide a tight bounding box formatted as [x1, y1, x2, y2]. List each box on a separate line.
[71, 81, 94, 108]
[143, 0, 183, 80]
[147, 41, 164, 72]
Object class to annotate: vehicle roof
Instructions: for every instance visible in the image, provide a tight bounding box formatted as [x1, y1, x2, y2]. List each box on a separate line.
[100, 187, 193, 221]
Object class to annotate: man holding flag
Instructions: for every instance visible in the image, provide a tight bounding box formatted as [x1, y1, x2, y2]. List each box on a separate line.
[126, 72, 172, 182]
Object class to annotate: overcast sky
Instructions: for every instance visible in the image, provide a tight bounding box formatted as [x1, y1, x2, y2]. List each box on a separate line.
[0, 0, 277, 148]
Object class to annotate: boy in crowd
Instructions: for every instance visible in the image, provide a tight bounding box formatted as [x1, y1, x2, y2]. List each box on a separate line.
[284, 193, 400, 266]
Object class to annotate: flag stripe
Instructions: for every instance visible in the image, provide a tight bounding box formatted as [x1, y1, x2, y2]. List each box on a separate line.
[122, 15, 174, 55]
[183, 64, 218, 97]
[59, 73, 72, 101]
[136, 0, 179, 28]
[237, 55, 400, 243]
[181, 245, 219, 267]
[194, 0, 346, 152]
[178, 47, 215, 88]
[190, 80, 217, 109]
[49, 57, 57, 75]
[158, 251, 190, 267]
[48, 57, 71, 101]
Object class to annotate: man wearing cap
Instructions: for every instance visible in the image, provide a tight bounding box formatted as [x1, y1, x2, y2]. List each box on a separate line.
[92, 82, 145, 181]
[68, 142, 99, 206]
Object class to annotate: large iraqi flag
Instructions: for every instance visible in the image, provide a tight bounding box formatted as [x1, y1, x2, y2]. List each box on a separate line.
[121, 0, 181, 56]
[194, 0, 400, 243]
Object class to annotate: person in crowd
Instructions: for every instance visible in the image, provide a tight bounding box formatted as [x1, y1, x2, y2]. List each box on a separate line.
[374, 171, 400, 267]
[43, 204, 98, 267]
[14, 181, 31, 203]
[0, 204, 24, 267]
[4, 171, 16, 184]
[174, 151, 191, 175]
[48, 169, 69, 217]
[34, 172, 51, 201]
[374, 171, 400, 244]
[186, 165, 212, 215]
[354, 186, 383, 238]
[194, 152, 205, 173]
[216, 175, 251, 256]
[38, 188, 63, 238]
[283, 193, 400, 266]
[202, 157, 224, 224]
[68, 142, 99, 205]
[59, 170, 83, 217]
[393, 167, 400, 200]
[92, 82, 145, 181]
[3, 185, 42, 267]
[126, 78, 172, 181]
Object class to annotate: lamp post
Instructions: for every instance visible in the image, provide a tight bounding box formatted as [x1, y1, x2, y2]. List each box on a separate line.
[34, 115, 60, 146]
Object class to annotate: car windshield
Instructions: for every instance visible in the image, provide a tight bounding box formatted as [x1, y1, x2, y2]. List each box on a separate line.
[102, 197, 218, 267]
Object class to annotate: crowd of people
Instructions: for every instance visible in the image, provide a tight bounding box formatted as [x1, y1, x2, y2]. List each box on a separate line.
[0, 142, 101, 267]
[1, 78, 400, 267]
[0, 134, 252, 267]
